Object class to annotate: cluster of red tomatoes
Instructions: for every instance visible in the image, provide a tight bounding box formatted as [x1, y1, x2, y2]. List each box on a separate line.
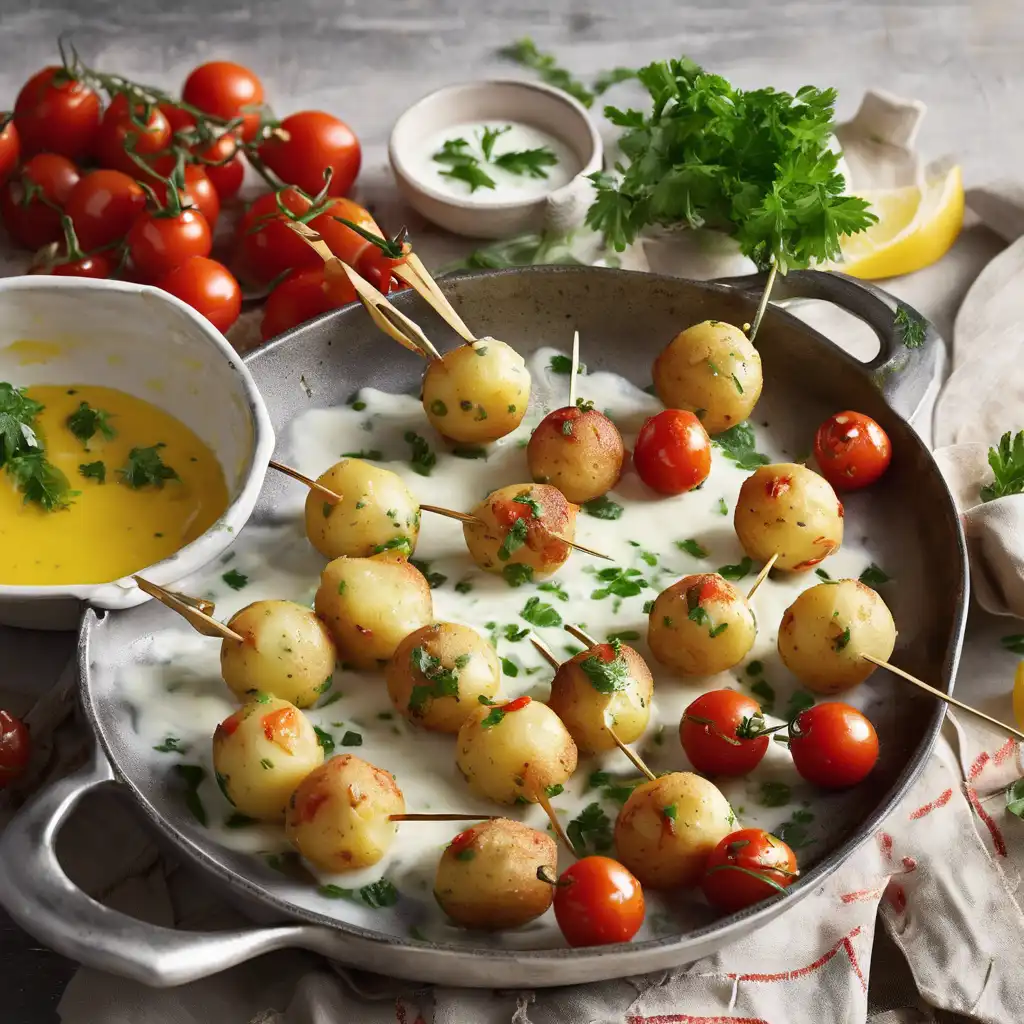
[0, 50, 392, 340]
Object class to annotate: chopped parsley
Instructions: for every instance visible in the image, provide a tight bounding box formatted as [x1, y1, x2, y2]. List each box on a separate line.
[222, 569, 248, 590]
[501, 656, 519, 677]
[153, 737, 188, 754]
[318, 879, 399, 908]
[520, 595, 562, 628]
[374, 535, 414, 557]
[79, 460, 106, 483]
[498, 517, 529, 561]
[775, 808, 815, 849]
[567, 802, 613, 856]
[341, 730, 363, 747]
[606, 629, 640, 643]
[118, 443, 179, 489]
[314, 726, 335, 755]
[410, 559, 447, 589]
[404, 430, 436, 476]
[503, 624, 529, 642]
[454, 579, 474, 594]
[173, 764, 207, 826]
[758, 781, 792, 807]
[503, 563, 534, 588]
[512, 493, 543, 518]
[408, 647, 470, 713]
[66, 401, 115, 447]
[711, 422, 770, 471]
[833, 626, 852, 652]
[894, 303, 926, 349]
[590, 566, 647, 600]
[582, 495, 623, 520]
[451, 445, 488, 460]
[545, 783, 564, 798]
[717, 497, 729, 516]
[549, 354, 586, 375]
[676, 539, 708, 558]
[717, 556, 754, 580]
[859, 564, 891, 587]
[815, 567, 834, 582]
[579, 639, 630, 693]
[538, 580, 568, 601]
[341, 449, 384, 460]
[750, 678, 775, 712]
[981, 431, 1024, 502]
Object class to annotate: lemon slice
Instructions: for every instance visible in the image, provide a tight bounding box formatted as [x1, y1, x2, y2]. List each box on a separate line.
[832, 165, 965, 280]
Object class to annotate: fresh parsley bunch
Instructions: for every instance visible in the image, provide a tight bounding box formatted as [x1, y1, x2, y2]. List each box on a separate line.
[586, 58, 877, 270]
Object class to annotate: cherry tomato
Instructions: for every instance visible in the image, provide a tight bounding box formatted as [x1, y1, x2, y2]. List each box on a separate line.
[633, 408, 712, 494]
[158, 102, 196, 136]
[182, 61, 265, 142]
[195, 133, 244, 200]
[14, 66, 101, 160]
[261, 265, 357, 340]
[680, 689, 770, 776]
[64, 169, 146, 251]
[814, 411, 892, 491]
[789, 702, 879, 789]
[150, 164, 221, 229]
[553, 856, 645, 947]
[700, 828, 798, 914]
[312, 196, 380, 265]
[126, 208, 212, 281]
[0, 153, 80, 250]
[238, 188, 319, 284]
[0, 117, 20, 184]
[258, 111, 361, 196]
[156, 256, 241, 333]
[31, 253, 115, 279]
[0, 710, 30, 788]
[94, 94, 173, 179]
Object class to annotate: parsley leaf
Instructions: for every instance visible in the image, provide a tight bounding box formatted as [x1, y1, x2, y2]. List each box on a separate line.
[404, 430, 436, 476]
[676, 539, 708, 558]
[222, 569, 248, 590]
[173, 764, 207, 826]
[498, 517, 529, 561]
[549, 354, 586, 375]
[520, 596, 562, 628]
[0, 381, 43, 464]
[408, 645, 467, 714]
[567, 802, 614, 855]
[758, 781, 792, 807]
[833, 626, 852, 651]
[479, 124, 510, 161]
[750, 678, 775, 712]
[440, 161, 496, 193]
[538, 580, 569, 601]
[591, 566, 648, 601]
[502, 563, 534, 588]
[717, 556, 754, 580]
[493, 147, 559, 179]
[712, 422, 770, 471]
[118, 443, 179, 489]
[894, 304, 926, 349]
[1006, 779, 1024, 819]
[79, 460, 106, 483]
[499, 38, 597, 107]
[579, 639, 630, 693]
[512, 493, 543, 518]
[981, 431, 1024, 502]
[66, 401, 115, 447]
[314, 725, 335, 755]
[8, 452, 78, 510]
[374, 535, 414, 557]
[785, 690, 816, 721]
[153, 737, 188, 753]
[775, 808, 815, 849]
[582, 495, 623, 520]
[859, 564, 891, 587]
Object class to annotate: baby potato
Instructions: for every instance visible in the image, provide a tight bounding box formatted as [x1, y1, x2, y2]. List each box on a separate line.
[212, 695, 324, 821]
[285, 753, 404, 872]
[778, 579, 896, 694]
[463, 483, 577, 581]
[547, 640, 653, 754]
[303, 458, 420, 560]
[220, 600, 337, 708]
[648, 574, 756, 676]
[526, 401, 625, 504]
[434, 818, 557, 930]
[315, 555, 432, 670]
[614, 772, 735, 889]
[422, 338, 530, 443]
[734, 463, 844, 572]
[386, 622, 501, 732]
[653, 319, 763, 435]
[456, 696, 577, 805]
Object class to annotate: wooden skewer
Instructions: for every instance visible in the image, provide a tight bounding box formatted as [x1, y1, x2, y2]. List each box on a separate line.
[563, 537, 613, 561]
[534, 786, 576, 858]
[746, 261, 778, 345]
[530, 634, 561, 669]
[269, 460, 340, 504]
[863, 654, 1024, 743]
[133, 575, 245, 643]
[568, 329, 580, 408]
[420, 504, 480, 526]
[393, 252, 477, 344]
[565, 623, 597, 647]
[746, 553, 779, 600]
[389, 813, 499, 822]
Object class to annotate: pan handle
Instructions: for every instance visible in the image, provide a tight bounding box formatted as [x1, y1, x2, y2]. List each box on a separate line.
[713, 269, 943, 424]
[0, 748, 331, 987]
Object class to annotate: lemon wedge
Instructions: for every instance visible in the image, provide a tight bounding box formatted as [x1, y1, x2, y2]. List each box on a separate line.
[832, 165, 965, 280]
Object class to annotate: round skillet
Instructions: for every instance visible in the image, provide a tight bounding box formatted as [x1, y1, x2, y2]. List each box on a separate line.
[0, 267, 967, 988]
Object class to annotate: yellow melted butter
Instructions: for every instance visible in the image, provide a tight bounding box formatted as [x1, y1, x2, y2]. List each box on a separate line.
[0, 384, 229, 586]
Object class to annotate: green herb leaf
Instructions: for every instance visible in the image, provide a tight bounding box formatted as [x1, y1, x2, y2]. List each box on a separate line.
[717, 556, 754, 580]
[498, 516, 529, 562]
[758, 781, 792, 807]
[785, 690, 816, 722]
[454, 579, 474, 594]
[606, 629, 641, 643]
[153, 737, 188, 754]
[479, 124, 510, 161]
[480, 706, 507, 728]
[118, 443, 179, 489]
[360, 879, 399, 908]
[314, 725, 335, 755]
[66, 401, 115, 446]
[440, 160, 497, 193]
[501, 656, 519, 678]
[7, 451, 78, 510]
[549, 354, 586, 375]
[676, 538, 708, 558]
[499, 38, 596, 107]
[545, 783, 564, 798]
[512, 493, 543, 518]
[520, 595, 563, 628]
[566, 802, 614, 856]
[981, 431, 1024, 502]
[405, 430, 436, 476]
[502, 563, 534, 588]
[591, 566, 648, 601]
[859, 564, 891, 587]
[712, 422, 770, 471]
[538, 580, 568, 601]
[750, 678, 775, 712]
[503, 624, 529, 642]
[833, 626, 852, 651]
[775, 807, 815, 849]
[1006, 779, 1024, 819]
[451, 445, 488, 460]
[341, 730, 362, 747]
[374, 535, 413, 557]
[0, 382, 44, 466]
[410, 559, 446, 589]
[579, 640, 630, 693]
[174, 764, 207, 826]
[493, 146, 559, 179]
[717, 497, 729, 516]
[815, 567, 834, 582]
[408, 645, 465, 714]
[582, 495, 623, 520]
[341, 449, 383, 460]
[222, 569, 248, 590]
[894, 304, 926, 349]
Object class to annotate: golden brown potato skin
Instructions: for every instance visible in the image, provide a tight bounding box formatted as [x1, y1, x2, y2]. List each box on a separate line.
[386, 622, 501, 732]
[653, 320, 763, 434]
[778, 579, 896, 694]
[220, 600, 337, 708]
[422, 338, 530, 443]
[614, 772, 735, 889]
[314, 555, 432, 669]
[526, 404, 625, 504]
[733, 463, 844, 572]
[463, 483, 577, 580]
[648, 573, 756, 676]
[303, 458, 420, 560]
[547, 642, 653, 754]
[434, 818, 557, 929]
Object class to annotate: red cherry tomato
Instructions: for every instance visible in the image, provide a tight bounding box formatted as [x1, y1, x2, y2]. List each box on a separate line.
[261, 265, 357, 340]
[238, 188, 319, 285]
[156, 256, 241, 333]
[95, 94, 173, 179]
[814, 411, 892, 491]
[680, 689, 770, 776]
[126, 208, 211, 281]
[182, 61, 265, 142]
[158, 102, 196, 136]
[31, 253, 115, 279]
[64, 169, 146, 251]
[195, 133, 244, 199]
[14, 66, 101, 160]
[0, 710, 31, 788]
[633, 408, 712, 494]
[258, 111, 361, 196]
[789, 702, 879, 789]
[312, 196, 380, 265]
[150, 165, 221, 230]
[553, 856, 645, 947]
[0, 153, 80, 250]
[0, 117, 20, 184]
[700, 828, 798, 914]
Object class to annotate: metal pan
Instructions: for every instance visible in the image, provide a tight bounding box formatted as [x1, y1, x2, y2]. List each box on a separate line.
[0, 267, 967, 988]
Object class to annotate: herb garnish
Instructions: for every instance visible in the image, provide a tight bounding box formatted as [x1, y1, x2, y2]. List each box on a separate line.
[859, 564, 891, 587]
[538, 580, 569, 601]
[408, 647, 470, 713]
[676, 539, 708, 558]
[1001, 635, 1024, 655]
[498, 517, 529, 561]
[894, 304, 926, 349]
[410, 559, 447, 589]
[118, 443, 179, 489]
[341, 730, 363, 747]
[981, 431, 1024, 502]
[174, 764, 207, 825]
[582, 495, 623, 520]
[549, 354, 587, 375]
[314, 726, 335, 755]
[567, 802, 614, 856]
[405, 430, 436, 476]
[520, 596, 563, 628]
[318, 879, 399, 908]
[579, 638, 630, 693]
[153, 737, 188, 753]
[775, 808, 815, 849]
[374, 536, 414, 557]
[712, 422, 770, 471]
[758, 781, 792, 807]
[66, 401, 115, 447]
[833, 626, 852, 652]
[1006, 779, 1024, 819]
[499, 38, 635, 109]
[750, 678, 775, 712]
[503, 563, 534, 587]
[432, 126, 558, 192]
[591, 566, 647, 600]
[222, 569, 248, 590]
[717, 557, 754, 580]
[512, 493, 543, 518]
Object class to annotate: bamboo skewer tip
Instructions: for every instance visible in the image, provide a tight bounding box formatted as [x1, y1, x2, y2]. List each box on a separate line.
[133, 575, 244, 643]
[746, 553, 779, 600]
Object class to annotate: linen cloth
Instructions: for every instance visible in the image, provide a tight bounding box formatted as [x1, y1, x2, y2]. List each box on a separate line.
[3, 90, 1023, 1024]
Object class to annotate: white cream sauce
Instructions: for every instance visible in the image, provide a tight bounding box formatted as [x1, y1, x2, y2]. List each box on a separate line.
[114, 348, 887, 946]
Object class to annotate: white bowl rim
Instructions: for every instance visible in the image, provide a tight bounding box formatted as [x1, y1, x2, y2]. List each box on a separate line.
[0, 274, 275, 603]
[388, 77, 603, 213]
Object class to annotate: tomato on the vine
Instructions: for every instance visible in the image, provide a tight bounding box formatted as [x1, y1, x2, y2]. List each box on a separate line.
[32, 253, 115, 279]
[814, 411, 892, 491]
[313, 196, 380, 265]
[261, 265, 357, 340]
[258, 111, 361, 196]
[195, 133, 244, 200]
[680, 689, 770, 776]
[158, 102, 196, 136]
[238, 188, 321, 284]
[182, 61, 265, 142]
[126, 207, 211, 281]
[156, 256, 241, 333]
[94, 94, 173, 179]
[1, 153, 80, 250]
[700, 829, 798, 914]
[633, 408, 712, 494]
[0, 710, 30, 788]
[552, 856, 645, 947]
[150, 165, 221, 230]
[64, 169, 146, 251]
[14, 66, 101, 160]
[0, 117, 20, 184]
[789, 702, 879, 789]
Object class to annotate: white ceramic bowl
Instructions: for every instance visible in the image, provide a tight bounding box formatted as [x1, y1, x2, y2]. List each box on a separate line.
[0, 276, 274, 630]
[389, 79, 603, 239]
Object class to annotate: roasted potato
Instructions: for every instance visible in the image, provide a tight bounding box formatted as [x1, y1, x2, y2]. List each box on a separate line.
[434, 818, 557, 929]
[315, 554, 433, 669]
[648, 574, 756, 676]
[285, 753, 404, 872]
[220, 600, 337, 708]
[653, 320, 763, 434]
[614, 772, 735, 889]
[734, 463, 844, 572]
[212, 695, 324, 821]
[422, 338, 530, 443]
[778, 579, 896, 694]
[456, 697, 577, 805]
